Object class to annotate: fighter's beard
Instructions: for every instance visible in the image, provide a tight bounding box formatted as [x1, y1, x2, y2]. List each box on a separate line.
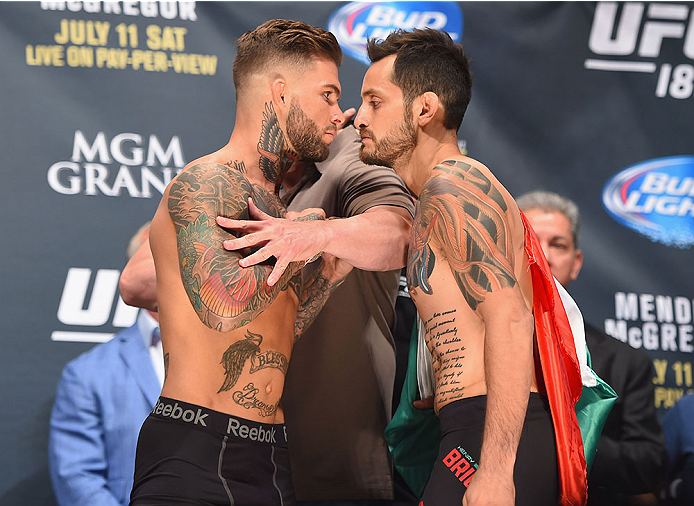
[286, 100, 331, 164]
[359, 116, 416, 169]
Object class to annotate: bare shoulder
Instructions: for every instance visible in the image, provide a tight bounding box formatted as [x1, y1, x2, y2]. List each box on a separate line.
[409, 156, 521, 309]
[166, 160, 254, 227]
[167, 145, 252, 200]
[427, 157, 521, 226]
[429, 157, 504, 199]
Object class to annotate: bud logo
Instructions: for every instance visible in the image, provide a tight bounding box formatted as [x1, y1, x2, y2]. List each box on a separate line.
[585, 2, 694, 99]
[602, 155, 694, 248]
[47, 130, 185, 198]
[328, 1, 463, 65]
[52, 267, 138, 343]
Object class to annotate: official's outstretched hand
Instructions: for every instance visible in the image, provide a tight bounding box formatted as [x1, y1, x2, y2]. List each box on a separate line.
[217, 197, 328, 286]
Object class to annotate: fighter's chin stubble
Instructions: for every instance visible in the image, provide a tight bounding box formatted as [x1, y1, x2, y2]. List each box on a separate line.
[286, 100, 332, 163]
[358, 119, 416, 169]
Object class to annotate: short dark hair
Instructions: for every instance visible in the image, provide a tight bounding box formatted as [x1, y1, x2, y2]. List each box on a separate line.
[366, 29, 471, 131]
[233, 19, 342, 93]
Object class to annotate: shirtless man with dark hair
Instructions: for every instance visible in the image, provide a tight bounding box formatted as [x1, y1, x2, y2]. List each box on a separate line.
[129, 19, 352, 506]
[355, 29, 587, 506]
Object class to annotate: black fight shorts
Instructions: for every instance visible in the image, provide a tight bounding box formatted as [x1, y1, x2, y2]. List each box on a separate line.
[131, 397, 295, 506]
[420, 393, 559, 506]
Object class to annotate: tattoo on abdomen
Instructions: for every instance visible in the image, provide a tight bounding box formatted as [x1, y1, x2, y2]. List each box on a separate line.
[218, 330, 288, 417]
[164, 353, 169, 380]
[233, 383, 278, 417]
[407, 160, 516, 310]
[424, 309, 467, 404]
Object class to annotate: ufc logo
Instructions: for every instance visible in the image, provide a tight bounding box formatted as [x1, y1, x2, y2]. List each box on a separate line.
[57, 267, 137, 327]
[589, 2, 694, 59]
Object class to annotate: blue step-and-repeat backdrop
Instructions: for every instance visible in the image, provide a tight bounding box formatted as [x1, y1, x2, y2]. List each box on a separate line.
[1, 2, 692, 503]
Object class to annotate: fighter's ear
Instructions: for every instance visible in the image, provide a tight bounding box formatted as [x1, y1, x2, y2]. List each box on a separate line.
[414, 92, 440, 127]
[271, 77, 288, 111]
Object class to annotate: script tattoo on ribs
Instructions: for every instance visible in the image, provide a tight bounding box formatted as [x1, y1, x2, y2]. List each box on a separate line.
[424, 309, 467, 404]
[407, 159, 516, 310]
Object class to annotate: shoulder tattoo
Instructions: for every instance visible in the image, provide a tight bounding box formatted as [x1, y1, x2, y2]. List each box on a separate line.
[407, 160, 516, 310]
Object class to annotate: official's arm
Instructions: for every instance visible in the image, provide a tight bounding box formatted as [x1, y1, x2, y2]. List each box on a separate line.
[119, 238, 157, 312]
[219, 201, 411, 285]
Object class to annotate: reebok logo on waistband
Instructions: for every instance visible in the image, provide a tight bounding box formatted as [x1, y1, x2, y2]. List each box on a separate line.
[227, 417, 276, 443]
[153, 400, 208, 427]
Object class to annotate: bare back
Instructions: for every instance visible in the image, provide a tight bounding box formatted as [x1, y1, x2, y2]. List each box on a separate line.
[406, 157, 536, 413]
[150, 151, 300, 423]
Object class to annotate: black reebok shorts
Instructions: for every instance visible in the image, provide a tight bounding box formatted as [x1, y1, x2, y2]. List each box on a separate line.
[131, 397, 295, 506]
[420, 393, 559, 506]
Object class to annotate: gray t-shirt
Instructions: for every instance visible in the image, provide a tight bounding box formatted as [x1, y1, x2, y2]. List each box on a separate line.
[280, 126, 415, 500]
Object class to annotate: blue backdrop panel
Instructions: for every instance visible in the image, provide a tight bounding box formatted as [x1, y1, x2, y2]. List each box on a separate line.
[0, 2, 691, 504]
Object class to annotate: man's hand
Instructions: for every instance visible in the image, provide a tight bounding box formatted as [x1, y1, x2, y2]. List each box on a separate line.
[462, 468, 515, 506]
[216, 197, 329, 286]
[340, 107, 356, 126]
[413, 396, 435, 410]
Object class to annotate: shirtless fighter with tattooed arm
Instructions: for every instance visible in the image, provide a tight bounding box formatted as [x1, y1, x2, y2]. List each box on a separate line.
[355, 30, 587, 506]
[129, 20, 350, 506]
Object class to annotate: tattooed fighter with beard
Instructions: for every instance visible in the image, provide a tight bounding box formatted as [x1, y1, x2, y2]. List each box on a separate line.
[130, 20, 351, 506]
[355, 30, 588, 506]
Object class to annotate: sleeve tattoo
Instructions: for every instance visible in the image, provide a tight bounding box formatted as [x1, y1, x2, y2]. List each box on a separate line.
[294, 261, 350, 339]
[407, 160, 517, 310]
[167, 163, 297, 332]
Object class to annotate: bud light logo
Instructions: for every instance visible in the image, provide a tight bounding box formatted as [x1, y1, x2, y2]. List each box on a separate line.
[602, 156, 694, 248]
[328, 1, 463, 65]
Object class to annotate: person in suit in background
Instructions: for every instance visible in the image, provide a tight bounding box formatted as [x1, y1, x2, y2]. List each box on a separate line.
[517, 190, 666, 506]
[48, 222, 163, 506]
[662, 392, 694, 505]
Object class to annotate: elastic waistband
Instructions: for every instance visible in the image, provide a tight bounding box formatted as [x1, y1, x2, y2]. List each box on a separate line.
[438, 393, 549, 433]
[151, 397, 287, 446]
